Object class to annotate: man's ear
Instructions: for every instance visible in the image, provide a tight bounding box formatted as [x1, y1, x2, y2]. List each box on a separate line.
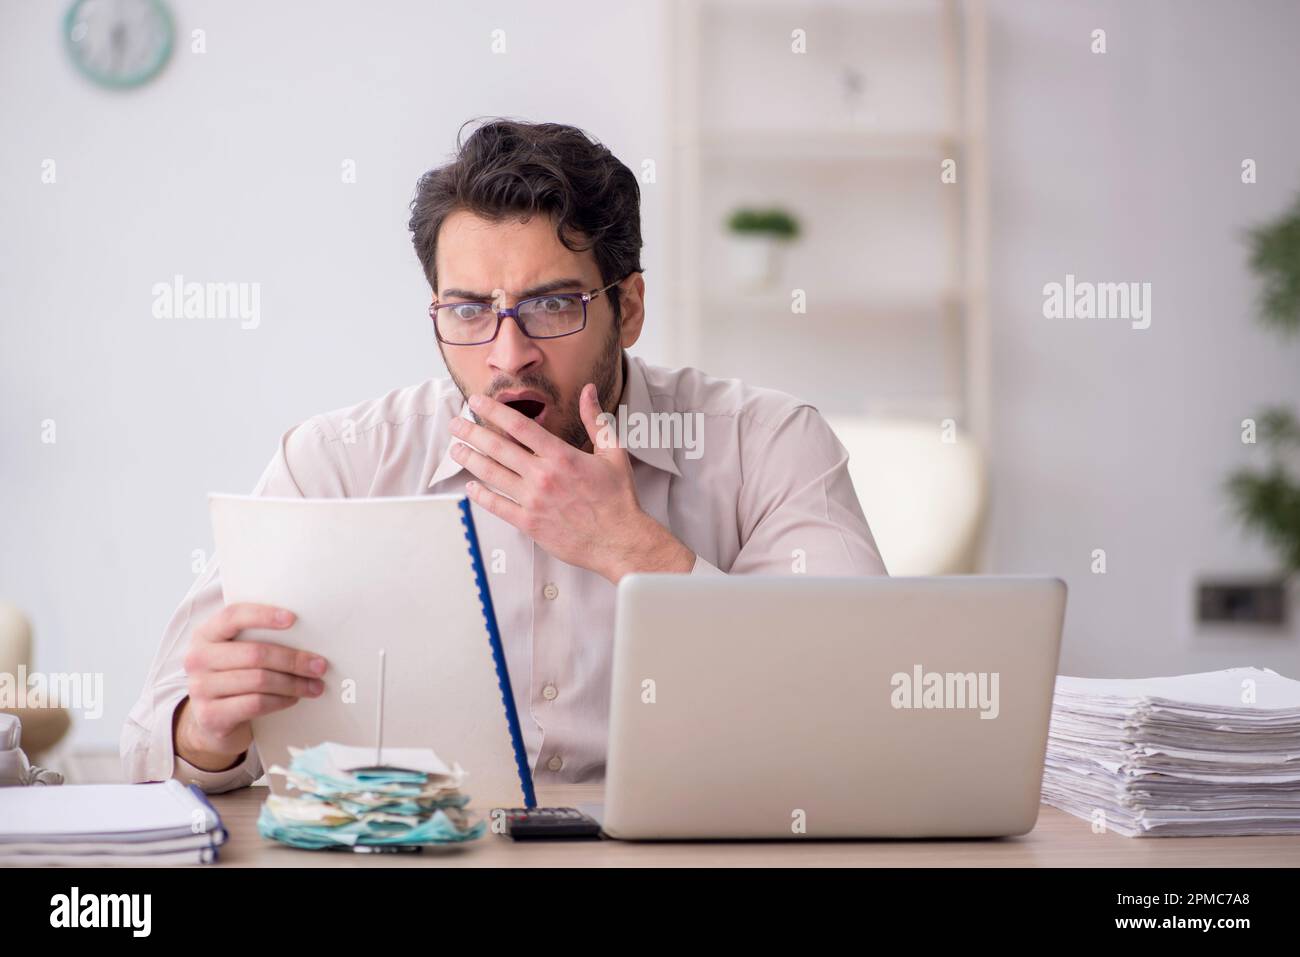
[617, 273, 646, 348]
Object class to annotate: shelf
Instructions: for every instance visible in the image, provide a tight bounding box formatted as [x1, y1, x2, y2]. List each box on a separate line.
[668, 0, 988, 441]
[701, 0, 951, 18]
[704, 289, 964, 316]
[699, 128, 958, 163]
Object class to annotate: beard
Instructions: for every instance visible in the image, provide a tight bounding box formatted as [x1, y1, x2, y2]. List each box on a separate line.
[442, 316, 623, 452]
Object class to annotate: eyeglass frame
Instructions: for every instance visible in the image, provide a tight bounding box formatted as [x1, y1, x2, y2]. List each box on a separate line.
[428, 275, 630, 346]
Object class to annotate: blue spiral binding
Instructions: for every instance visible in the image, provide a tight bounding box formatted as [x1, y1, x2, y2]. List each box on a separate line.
[457, 497, 538, 808]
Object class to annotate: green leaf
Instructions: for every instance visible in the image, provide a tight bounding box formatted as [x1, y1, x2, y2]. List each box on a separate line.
[1258, 406, 1300, 447]
[726, 207, 801, 239]
[1225, 465, 1300, 572]
[1246, 194, 1300, 336]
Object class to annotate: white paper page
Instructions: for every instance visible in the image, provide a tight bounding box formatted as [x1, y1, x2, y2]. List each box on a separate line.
[210, 493, 529, 807]
[0, 780, 211, 840]
[1055, 667, 1300, 711]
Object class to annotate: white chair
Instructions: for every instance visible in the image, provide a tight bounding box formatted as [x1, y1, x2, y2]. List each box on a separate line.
[825, 417, 988, 575]
[0, 602, 71, 759]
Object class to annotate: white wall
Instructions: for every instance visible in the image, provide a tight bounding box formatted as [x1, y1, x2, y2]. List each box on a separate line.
[985, 0, 1300, 676]
[0, 0, 671, 749]
[4, 0, 1300, 757]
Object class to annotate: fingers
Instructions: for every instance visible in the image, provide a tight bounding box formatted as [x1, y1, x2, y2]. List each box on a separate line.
[193, 668, 324, 701]
[195, 693, 301, 733]
[183, 605, 327, 752]
[448, 417, 535, 475]
[197, 639, 328, 681]
[450, 440, 525, 498]
[195, 603, 296, 643]
[468, 393, 565, 456]
[187, 605, 327, 680]
[466, 479, 530, 532]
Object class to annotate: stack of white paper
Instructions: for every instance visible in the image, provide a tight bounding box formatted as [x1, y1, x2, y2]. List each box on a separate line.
[1042, 666, 1300, 837]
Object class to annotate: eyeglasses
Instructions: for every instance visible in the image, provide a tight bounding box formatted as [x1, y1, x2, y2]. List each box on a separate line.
[430, 277, 625, 346]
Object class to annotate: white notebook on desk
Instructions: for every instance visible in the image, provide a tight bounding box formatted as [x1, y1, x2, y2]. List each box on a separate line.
[208, 493, 535, 808]
[0, 780, 225, 865]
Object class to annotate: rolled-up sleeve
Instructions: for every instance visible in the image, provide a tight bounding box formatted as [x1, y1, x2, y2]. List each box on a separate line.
[727, 405, 888, 577]
[120, 418, 347, 792]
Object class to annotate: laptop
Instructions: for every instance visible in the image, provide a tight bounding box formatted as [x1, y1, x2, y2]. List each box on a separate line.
[599, 575, 1067, 840]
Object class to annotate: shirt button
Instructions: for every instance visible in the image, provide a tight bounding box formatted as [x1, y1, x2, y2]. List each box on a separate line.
[543, 582, 559, 601]
[547, 755, 563, 772]
[542, 683, 558, 701]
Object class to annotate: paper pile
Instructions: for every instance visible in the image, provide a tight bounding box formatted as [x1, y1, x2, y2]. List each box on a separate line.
[1043, 666, 1300, 837]
[258, 742, 485, 850]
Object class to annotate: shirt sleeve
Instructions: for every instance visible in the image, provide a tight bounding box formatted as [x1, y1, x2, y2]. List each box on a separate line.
[690, 553, 727, 576]
[724, 404, 888, 577]
[120, 418, 349, 792]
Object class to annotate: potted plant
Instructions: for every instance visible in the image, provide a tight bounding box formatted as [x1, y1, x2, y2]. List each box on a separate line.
[1224, 192, 1300, 608]
[724, 207, 801, 290]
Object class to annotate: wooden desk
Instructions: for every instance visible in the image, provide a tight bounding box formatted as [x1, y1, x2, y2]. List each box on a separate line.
[208, 784, 1300, 867]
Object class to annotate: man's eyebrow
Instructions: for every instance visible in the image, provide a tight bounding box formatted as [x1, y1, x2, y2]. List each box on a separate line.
[440, 277, 587, 301]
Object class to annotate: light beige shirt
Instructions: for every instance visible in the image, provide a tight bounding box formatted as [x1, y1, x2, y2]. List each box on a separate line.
[121, 354, 887, 793]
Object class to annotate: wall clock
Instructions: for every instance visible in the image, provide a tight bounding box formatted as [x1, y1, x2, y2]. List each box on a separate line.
[63, 0, 174, 89]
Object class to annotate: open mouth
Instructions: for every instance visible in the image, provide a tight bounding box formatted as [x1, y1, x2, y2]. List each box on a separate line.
[494, 390, 549, 421]
[504, 398, 545, 420]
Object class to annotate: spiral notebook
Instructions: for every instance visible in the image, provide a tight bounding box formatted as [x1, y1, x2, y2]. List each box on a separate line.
[209, 494, 536, 808]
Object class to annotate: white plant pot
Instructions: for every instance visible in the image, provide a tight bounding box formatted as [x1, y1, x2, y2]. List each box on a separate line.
[727, 233, 783, 290]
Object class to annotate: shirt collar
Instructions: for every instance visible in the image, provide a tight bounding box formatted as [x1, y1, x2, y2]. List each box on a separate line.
[426, 352, 681, 490]
[427, 398, 476, 488]
[619, 353, 682, 477]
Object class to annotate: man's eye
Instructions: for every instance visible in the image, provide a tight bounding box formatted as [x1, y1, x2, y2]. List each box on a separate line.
[537, 296, 574, 313]
[450, 303, 489, 320]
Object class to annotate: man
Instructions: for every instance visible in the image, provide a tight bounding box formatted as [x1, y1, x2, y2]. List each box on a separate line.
[122, 118, 887, 794]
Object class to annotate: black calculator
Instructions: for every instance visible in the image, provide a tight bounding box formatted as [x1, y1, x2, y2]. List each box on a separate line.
[499, 807, 603, 840]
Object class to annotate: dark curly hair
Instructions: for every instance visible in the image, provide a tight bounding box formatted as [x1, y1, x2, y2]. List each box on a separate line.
[408, 117, 643, 324]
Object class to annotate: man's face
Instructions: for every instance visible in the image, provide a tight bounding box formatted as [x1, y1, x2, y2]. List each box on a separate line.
[434, 210, 642, 450]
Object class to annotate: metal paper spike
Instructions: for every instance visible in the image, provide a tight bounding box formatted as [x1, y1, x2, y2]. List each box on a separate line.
[375, 649, 386, 767]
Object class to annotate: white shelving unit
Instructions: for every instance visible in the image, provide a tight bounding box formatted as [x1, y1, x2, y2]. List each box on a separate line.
[665, 0, 990, 443]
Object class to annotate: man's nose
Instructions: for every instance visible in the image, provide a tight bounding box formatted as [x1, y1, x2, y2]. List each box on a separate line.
[486, 312, 544, 378]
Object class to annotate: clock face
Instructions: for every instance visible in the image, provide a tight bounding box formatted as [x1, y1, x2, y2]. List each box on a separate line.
[63, 0, 174, 89]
